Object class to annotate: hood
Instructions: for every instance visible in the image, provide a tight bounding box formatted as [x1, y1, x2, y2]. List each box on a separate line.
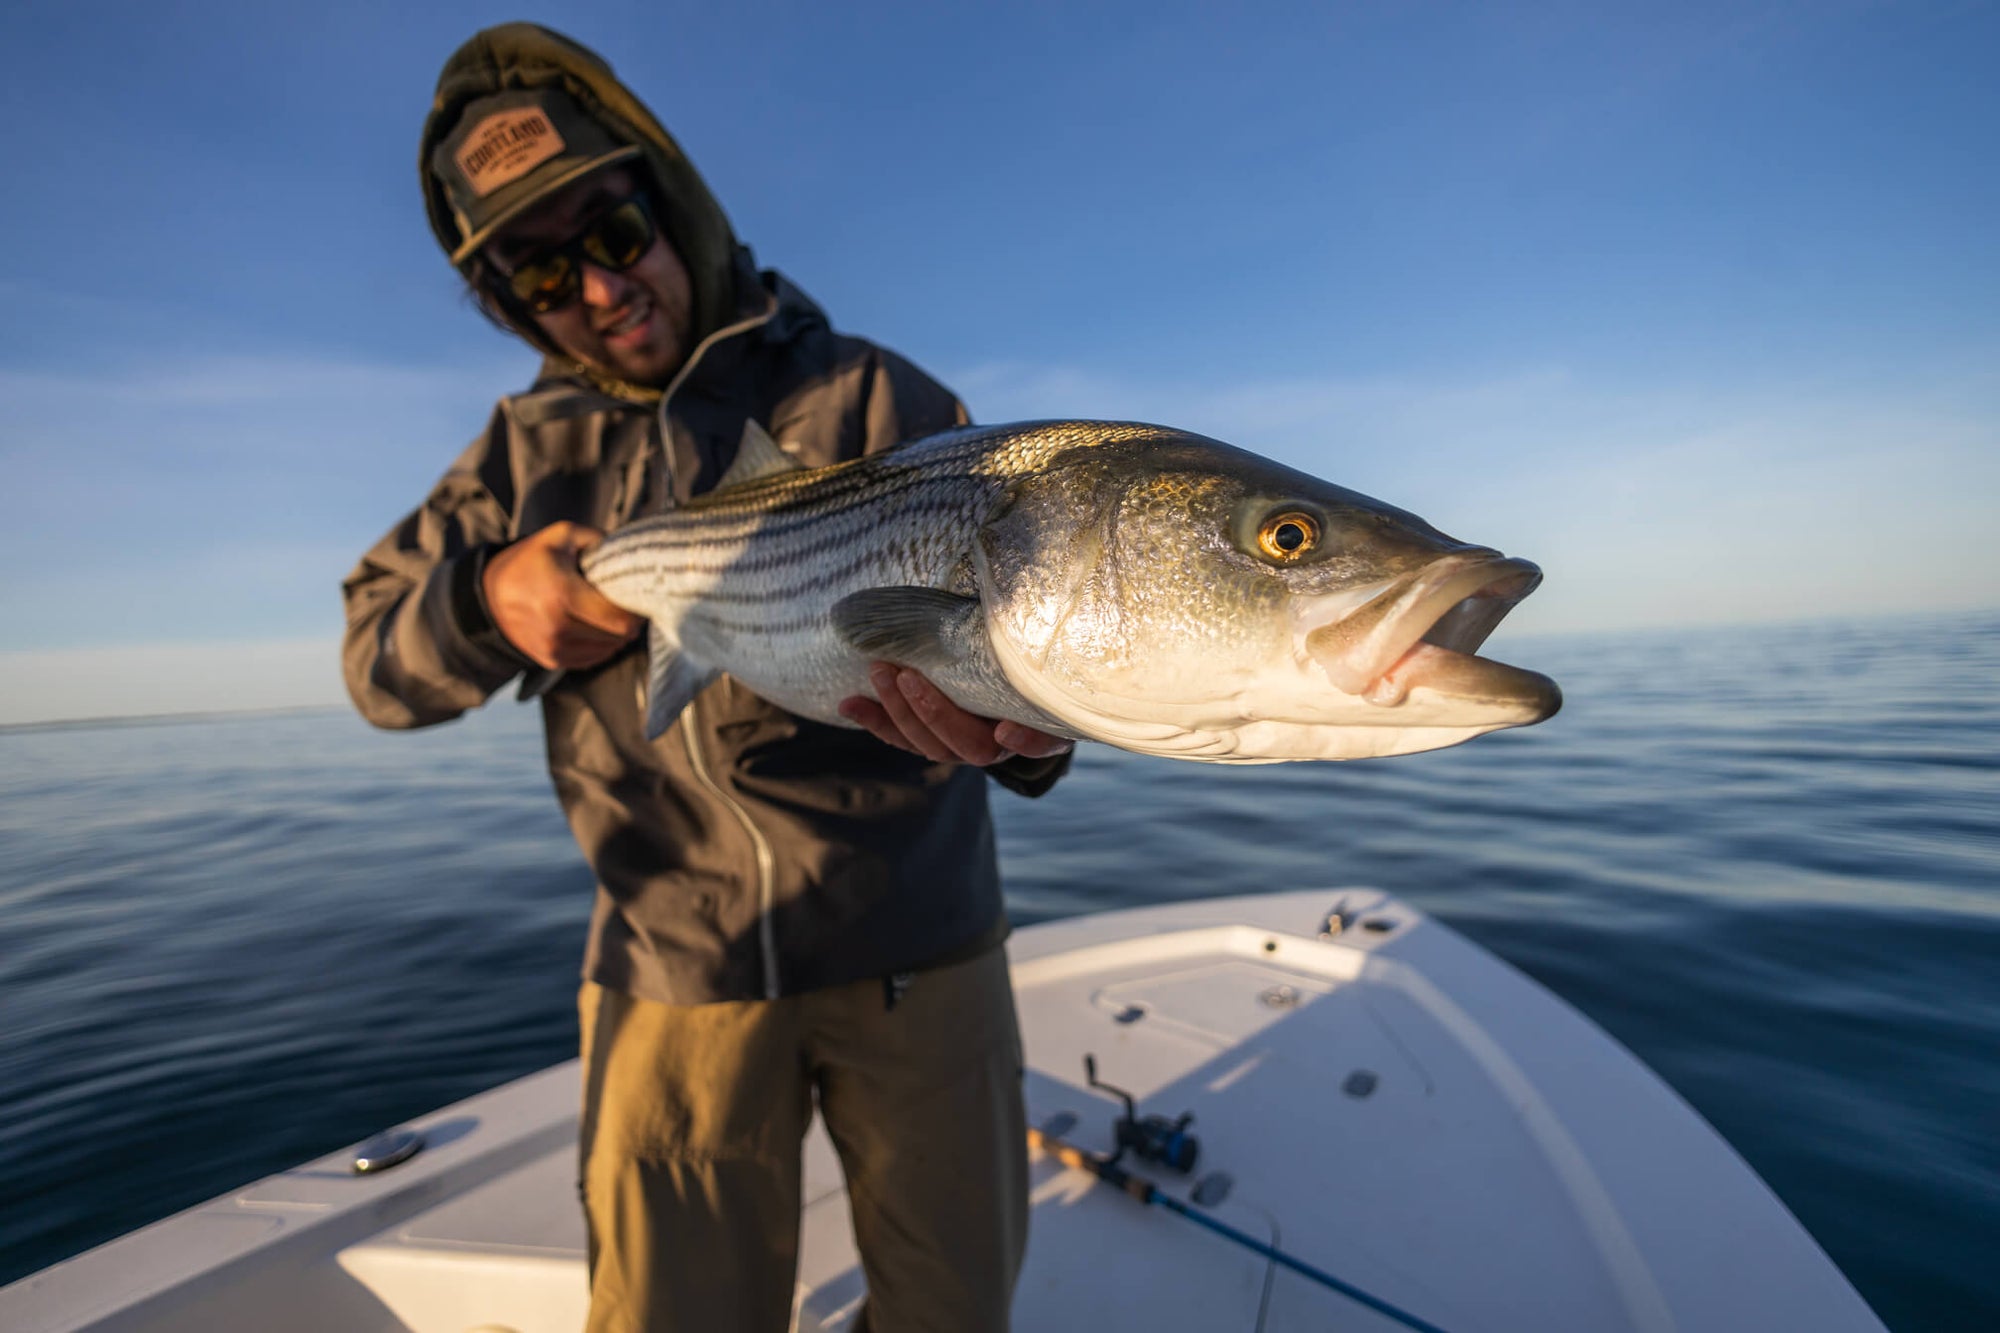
[420, 23, 741, 360]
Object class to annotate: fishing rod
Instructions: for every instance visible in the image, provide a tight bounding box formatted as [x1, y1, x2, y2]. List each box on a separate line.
[1027, 1121, 1455, 1333]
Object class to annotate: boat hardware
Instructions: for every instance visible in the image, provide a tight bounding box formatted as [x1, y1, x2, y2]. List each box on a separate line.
[1084, 1053, 1199, 1173]
[1260, 983, 1303, 1009]
[350, 1128, 424, 1175]
[1319, 896, 1355, 937]
[1027, 1124, 1452, 1333]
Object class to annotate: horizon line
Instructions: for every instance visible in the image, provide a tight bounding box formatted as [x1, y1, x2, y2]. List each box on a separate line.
[3, 603, 1991, 732]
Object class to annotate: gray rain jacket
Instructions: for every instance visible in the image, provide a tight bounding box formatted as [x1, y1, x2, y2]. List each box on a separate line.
[342, 25, 1066, 1006]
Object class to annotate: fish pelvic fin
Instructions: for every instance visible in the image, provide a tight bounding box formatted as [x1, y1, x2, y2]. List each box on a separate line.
[831, 587, 982, 673]
[713, 419, 807, 492]
[643, 622, 719, 740]
[834, 586, 1071, 735]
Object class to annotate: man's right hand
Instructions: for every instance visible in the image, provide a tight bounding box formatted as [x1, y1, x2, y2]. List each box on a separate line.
[482, 522, 644, 669]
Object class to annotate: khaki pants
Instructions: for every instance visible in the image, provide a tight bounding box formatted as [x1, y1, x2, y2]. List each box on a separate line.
[577, 943, 1028, 1333]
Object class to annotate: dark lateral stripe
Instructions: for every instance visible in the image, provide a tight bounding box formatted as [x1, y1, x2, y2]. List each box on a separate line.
[590, 498, 972, 586]
[639, 551, 915, 605]
[609, 471, 987, 551]
[586, 495, 925, 575]
[585, 498, 978, 594]
[594, 541, 904, 605]
[588, 522, 906, 588]
[688, 608, 835, 637]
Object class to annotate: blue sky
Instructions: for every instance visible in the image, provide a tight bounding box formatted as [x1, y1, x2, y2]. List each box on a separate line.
[2, 1, 1996, 723]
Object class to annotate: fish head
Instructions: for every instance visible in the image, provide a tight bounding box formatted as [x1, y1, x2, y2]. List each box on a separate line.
[976, 428, 1560, 762]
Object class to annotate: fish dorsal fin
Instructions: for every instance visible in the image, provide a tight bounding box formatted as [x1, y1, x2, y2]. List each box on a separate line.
[714, 419, 806, 492]
[643, 622, 719, 740]
[831, 587, 982, 672]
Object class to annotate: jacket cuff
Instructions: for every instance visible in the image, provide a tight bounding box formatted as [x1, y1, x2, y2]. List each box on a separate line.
[437, 542, 534, 672]
[985, 749, 1072, 799]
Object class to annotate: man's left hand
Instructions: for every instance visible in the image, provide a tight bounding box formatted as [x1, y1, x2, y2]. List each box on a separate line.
[839, 664, 1073, 766]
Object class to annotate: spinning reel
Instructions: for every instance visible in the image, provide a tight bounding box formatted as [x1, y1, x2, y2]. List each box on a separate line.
[1084, 1054, 1200, 1174]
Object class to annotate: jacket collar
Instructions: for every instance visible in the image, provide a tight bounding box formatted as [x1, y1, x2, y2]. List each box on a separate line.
[534, 249, 829, 407]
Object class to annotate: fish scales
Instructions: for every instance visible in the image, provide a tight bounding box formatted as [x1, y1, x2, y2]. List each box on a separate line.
[581, 420, 1561, 763]
[583, 432, 1021, 724]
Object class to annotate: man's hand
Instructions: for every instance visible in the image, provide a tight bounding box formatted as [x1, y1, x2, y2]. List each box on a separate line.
[839, 664, 1073, 766]
[482, 522, 644, 669]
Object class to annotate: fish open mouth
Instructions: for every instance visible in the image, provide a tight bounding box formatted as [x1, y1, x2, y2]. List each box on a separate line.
[1303, 553, 1561, 718]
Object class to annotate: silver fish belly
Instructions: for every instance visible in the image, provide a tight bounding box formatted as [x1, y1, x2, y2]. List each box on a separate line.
[581, 420, 1560, 763]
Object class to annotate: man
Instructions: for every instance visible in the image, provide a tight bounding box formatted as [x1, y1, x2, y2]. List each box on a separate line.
[341, 23, 1071, 1333]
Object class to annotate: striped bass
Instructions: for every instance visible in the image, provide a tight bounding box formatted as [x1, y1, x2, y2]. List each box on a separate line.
[581, 419, 1560, 763]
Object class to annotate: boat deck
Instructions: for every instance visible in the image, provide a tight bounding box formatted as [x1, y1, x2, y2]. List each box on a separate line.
[3, 891, 1885, 1332]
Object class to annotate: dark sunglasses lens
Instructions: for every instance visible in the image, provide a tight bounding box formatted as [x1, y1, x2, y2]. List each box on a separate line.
[582, 202, 655, 270]
[499, 199, 652, 313]
[509, 253, 578, 314]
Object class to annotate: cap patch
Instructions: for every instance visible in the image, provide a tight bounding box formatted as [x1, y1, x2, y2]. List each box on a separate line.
[454, 109, 567, 197]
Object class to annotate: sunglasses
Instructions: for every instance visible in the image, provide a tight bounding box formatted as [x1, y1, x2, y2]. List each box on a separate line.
[495, 197, 659, 315]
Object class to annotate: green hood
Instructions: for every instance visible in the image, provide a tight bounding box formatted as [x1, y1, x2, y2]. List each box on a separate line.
[420, 23, 741, 361]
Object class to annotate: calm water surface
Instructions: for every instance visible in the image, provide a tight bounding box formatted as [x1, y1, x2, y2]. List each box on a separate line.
[2, 611, 1995, 1330]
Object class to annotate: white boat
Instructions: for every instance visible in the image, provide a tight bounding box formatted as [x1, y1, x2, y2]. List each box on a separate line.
[1, 889, 1885, 1332]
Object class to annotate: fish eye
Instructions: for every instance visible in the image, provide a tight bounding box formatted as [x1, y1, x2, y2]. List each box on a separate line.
[1257, 511, 1321, 562]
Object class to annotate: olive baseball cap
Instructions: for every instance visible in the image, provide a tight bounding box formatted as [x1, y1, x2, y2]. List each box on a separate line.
[430, 87, 644, 263]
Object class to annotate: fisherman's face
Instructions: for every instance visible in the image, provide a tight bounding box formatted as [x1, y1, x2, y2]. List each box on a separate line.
[486, 167, 695, 386]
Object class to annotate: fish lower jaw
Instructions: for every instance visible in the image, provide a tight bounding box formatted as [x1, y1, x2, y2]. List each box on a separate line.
[1349, 641, 1563, 722]
[1356, 640, 1450, 707]
[1024, 664, 1556, 764]
[1069, 705, 1535, 763]
[1207, 717, 1524, 762]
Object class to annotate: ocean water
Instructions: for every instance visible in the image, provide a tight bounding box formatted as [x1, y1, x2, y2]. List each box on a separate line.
[1, 610, 1995, 1331]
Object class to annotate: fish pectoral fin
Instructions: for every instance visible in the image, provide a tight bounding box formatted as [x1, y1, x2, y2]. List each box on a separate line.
[643, 623, 719, 740]
[830, 587, 982, 672]
[713, 419, 807, 492]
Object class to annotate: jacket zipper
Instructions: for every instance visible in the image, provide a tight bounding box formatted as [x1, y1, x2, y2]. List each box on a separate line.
[656, 300, 785, 999]
[680, 693, 782, 999]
